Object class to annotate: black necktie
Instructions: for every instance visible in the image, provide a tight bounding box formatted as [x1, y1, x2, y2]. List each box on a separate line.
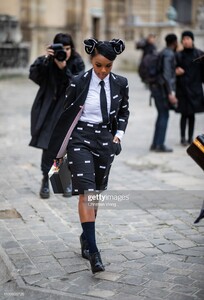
[99, 81, 109, 124]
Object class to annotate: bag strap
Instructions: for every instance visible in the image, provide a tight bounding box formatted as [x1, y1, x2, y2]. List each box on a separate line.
[56, 106, 83, 158]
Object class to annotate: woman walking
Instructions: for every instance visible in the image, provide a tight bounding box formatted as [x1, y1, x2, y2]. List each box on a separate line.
[49, 38, 130, 273]
[176, 31, 204, 145]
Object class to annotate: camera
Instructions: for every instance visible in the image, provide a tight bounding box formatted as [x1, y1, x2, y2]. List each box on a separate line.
[49, 43, 67, 61]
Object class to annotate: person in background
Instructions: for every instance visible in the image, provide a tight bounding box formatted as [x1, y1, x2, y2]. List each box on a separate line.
[136, 33, 157, 58]
[150, 33, 178, 152]
[176, 30, 204, 146]
[29, 33, 85, 199]
[48, 38, 129, 273]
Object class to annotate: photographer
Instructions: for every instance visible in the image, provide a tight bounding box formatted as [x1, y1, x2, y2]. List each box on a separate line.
[29, 33, 85, 199]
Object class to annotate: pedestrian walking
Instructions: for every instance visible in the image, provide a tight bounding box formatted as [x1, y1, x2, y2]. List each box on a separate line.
[48, 38, 129, 273]
[150, 33, 178, 152]
[29, 33, 85, 199]
[175, 30, 204, 146]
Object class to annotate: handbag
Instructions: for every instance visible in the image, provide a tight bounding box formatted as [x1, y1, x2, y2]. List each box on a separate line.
[186, 134, 204, 171]
[48, 106, 84, 193]
[48, 156, 71, 194]
[186, 134, 204, 223]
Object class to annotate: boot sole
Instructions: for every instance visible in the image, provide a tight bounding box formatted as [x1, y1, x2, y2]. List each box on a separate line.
[40, 193, 50, 199]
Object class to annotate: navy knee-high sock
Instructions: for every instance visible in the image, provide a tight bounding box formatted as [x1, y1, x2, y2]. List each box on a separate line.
[81, 222, 98, 254]
[81, 211, 97, 241]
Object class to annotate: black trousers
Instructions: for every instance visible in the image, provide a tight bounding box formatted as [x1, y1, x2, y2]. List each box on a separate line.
[67, 121, 116, 195]
[41, 149, 54, 177]
[180, 113, 195, 141]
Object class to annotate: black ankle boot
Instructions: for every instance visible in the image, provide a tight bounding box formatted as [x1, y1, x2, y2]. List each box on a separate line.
[181, 137, 188, 146]
[89, 252, 105, 274]
[40, 175, 50, 199]
[79, 234, 90, 260]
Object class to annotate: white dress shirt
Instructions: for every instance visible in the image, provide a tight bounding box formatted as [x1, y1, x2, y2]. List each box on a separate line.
[80, 70, 124, 140]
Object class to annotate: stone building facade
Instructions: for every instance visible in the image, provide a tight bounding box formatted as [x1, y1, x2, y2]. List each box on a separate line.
[0, 0, 203, 69]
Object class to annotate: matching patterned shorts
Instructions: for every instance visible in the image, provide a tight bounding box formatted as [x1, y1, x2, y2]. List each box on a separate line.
[67, 121, 116, 195]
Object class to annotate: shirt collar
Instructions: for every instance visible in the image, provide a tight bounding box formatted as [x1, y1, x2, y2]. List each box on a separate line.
[92, 70, 110, 86]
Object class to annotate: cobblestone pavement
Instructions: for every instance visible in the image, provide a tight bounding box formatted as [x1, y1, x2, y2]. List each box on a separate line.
[0, 70, 204, 300]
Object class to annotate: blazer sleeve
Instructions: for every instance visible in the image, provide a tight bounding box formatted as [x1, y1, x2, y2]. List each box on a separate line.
[117, 77, 130, 132]
[63, 77, 78, 110]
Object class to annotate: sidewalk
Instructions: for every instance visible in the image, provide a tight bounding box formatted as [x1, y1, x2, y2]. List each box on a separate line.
[0, 71, 203, 300]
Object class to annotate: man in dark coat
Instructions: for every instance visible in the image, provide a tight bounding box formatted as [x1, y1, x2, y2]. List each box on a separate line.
[176, 30, 204, 146]
[29, 33, 85, 198]
[150, 33, 178, 152]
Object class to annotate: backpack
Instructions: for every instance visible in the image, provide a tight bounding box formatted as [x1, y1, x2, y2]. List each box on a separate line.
[138, 51, 164, 85]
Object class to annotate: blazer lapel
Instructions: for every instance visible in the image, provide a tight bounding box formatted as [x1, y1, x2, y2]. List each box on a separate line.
[109, 73, 122, 122]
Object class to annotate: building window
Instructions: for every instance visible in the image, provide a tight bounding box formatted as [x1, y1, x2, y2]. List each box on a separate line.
[172, 0, 192, 24]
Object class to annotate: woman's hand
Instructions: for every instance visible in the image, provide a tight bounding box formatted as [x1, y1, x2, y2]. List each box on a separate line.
[45, 46, 54, 58]
[45, 46, 66, 69]
[113, 136, 120, 144]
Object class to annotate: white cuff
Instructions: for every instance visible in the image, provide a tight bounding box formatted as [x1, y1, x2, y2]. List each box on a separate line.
[115, 130, 124, 141]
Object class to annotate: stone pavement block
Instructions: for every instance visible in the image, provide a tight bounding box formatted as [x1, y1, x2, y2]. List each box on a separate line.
[166, 268, 193, 276]
[189, 264, 204, 273]
[38, 235, 59, 242]
[23, 273, 44, 285]
[171, 276, 195, 286]
[103, 263, 124, 273]
[2, 241, 20, 249]
[26, 248, 51, 257]
[174, 247, 204, 257]
[165, 292, 198, 300]
[195, 289, 204, 299]
[186, 256, 204, 264]
[144, 271, 176, 283]
[110, 293, 146, 300]
[41, 279, 71, 292]
[171, 284, 200, 295]
[173, 240, 197, 248]
[94, 271, 122, 282]
[141, 263, 169, 274]
[31, 255, 57, 264]
[19, 265, 40, 276]
[131, 241, 154, 249]
[189, 271, 204, 281]
[140, 247, 163, 256]
[118, 274, 149, 286]
[144, 279, 174, 290]
[5, 247, 25, 255]
[156, 243, 181, 253]
[86, 288, 115, 298]
[58, 257, 85, 267]
[122, 251, 145, 260]
[53, 251, 77, 259]
[64, 263, 89, 274]
[139, 286, 171, 299]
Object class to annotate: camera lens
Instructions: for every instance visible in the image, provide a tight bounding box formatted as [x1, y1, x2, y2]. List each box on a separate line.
[55, 50, 67, 61]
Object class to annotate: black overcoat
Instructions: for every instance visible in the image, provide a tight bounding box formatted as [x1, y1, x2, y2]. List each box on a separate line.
[48, 69, 130, 159]
[176, 48, 204, 115]
[29, 53, 85, 149]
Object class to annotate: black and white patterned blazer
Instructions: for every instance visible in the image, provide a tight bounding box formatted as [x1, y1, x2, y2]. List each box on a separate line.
[49, 68, 130, 158]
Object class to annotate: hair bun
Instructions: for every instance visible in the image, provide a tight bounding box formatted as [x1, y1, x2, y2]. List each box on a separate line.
[110, 39, 125, 55]
[83, 38, 98, 54]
